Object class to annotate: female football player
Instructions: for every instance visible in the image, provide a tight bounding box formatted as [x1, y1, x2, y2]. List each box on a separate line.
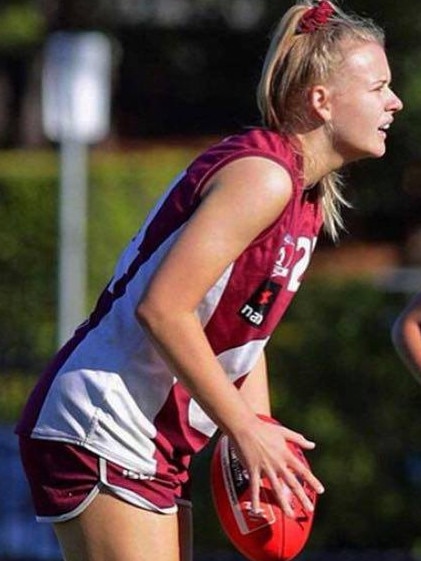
[17, 1, 402, 560]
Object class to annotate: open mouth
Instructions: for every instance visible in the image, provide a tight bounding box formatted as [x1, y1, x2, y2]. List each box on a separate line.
[378, 123, 391, 134]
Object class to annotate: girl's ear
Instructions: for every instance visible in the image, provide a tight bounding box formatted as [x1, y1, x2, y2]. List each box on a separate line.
[309, 84, 332, 122]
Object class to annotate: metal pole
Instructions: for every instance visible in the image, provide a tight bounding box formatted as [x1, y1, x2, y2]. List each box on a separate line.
[57, 139, 88, 347]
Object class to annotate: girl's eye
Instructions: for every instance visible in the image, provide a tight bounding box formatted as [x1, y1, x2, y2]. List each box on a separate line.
[374, 81, 389, 92]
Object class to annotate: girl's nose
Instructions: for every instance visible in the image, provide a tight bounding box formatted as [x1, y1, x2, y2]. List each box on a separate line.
[390, 90, 403, 113]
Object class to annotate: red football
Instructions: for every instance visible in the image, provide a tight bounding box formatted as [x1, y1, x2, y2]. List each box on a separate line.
[210, 416, 317, 561]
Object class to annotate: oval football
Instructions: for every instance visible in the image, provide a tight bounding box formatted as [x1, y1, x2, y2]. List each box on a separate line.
[210, 416, 317, 561]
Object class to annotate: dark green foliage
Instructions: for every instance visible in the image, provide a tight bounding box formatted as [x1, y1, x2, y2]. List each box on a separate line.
[0, 151, 57, 372]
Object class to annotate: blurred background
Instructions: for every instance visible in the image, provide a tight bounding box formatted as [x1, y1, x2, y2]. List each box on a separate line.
[2, 0, 421, 560]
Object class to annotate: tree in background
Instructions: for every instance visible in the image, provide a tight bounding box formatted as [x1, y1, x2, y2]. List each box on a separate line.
[0, 1, 45, 146]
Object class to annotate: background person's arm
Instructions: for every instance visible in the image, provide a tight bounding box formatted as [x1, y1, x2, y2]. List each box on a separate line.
[392, 292, 421, 381]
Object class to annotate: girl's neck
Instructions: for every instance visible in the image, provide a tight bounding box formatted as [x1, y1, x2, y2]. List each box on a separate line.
[296, 128, 345, 186]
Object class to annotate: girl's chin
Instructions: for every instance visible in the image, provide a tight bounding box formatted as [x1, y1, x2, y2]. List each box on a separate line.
[361, 142, 387, 160]
[339, 140, 386, 163]
[372, 144, 387, 158]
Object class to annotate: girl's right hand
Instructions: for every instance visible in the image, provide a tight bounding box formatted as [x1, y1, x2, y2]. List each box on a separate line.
[229, 416, 325, 518]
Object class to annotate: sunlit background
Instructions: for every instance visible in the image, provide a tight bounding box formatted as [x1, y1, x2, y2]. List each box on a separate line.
[2, 1, 421, 560]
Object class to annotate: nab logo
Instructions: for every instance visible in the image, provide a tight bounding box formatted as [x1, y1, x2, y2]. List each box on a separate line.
[240, 304, 264, 326]
[239, 279, 281, 328]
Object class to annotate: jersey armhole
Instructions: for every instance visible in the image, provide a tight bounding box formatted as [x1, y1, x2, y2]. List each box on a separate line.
[195, 150, 296, 199]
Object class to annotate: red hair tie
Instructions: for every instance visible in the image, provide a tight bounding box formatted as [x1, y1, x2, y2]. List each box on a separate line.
[296, 0, 334, 34]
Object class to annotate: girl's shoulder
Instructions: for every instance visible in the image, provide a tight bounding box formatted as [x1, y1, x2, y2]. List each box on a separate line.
[187, 128, 302, 192]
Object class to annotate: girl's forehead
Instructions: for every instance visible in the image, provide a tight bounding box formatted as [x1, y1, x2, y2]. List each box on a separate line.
[335, 41, 390, 81]
[341, 41, 387, 67]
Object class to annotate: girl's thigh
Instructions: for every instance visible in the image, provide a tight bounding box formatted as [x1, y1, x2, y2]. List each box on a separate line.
[54, 489, 192, 561]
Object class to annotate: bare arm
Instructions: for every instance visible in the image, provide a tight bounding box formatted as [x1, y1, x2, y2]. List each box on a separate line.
[239, 351, 271, 416]
[136, 156, 324, 516]
[392, 292, 421, 382]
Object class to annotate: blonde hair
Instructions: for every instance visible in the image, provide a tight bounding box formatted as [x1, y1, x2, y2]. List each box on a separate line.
[257, 0, 385, 241]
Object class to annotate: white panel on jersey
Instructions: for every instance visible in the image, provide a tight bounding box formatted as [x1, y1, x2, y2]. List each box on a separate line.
[188, 399, 217, 438]
[187, 338, 269, 438]
[33, 369, 158, 474]
[217, 338, 269, 382]
[197, 263, 234, 327]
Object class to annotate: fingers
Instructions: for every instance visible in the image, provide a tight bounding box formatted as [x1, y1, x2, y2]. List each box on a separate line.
[234, 420, 324, 519]
[293, 458, 325, 497]
[272, 465, 316, 516]
[266, 471, 296, 518]
[249, 446, 324, 520]
[249, 470, 264, 517]
[249, 464, 321, 520]
[280, 426, 317, 450]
